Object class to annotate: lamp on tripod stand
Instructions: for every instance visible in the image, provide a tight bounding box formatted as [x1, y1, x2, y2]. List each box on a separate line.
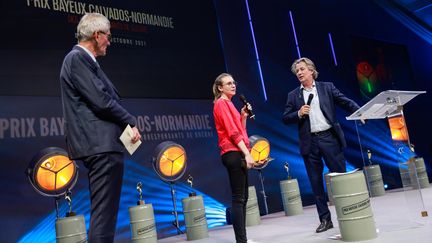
[249, 135, 273, 215]
[26, 147, 85, 242]
[152, 141, 187, 234]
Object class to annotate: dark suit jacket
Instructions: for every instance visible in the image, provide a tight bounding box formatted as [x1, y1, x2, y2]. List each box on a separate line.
[60, 45, 136, 159]
[282, 81, 360, 156]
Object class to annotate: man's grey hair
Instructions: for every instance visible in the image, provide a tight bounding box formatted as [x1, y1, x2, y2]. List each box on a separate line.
[77, 13, 110, 42]
[291, 57, 319, 79]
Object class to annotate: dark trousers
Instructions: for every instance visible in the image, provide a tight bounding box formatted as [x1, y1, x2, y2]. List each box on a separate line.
[222, 151, 249, 243]
[302, 129, 346, 222]
[82, 152, 124, 243]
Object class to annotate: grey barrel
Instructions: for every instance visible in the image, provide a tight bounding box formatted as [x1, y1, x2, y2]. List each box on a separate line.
[324, 173, 334, 205]
[331, 171, 377, 242]
[413, 157, 430, 189]
[400, 158, 431, 189]
[129, 203, 157, 243]
[363, 165, 385, 197]
[55, 214, 87, 243]
[182, 195, 209, 241]
[280, 179, 303, 216]
[245, 186, 261, 226]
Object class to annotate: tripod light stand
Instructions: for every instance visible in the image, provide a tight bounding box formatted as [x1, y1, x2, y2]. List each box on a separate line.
[152, 141, 187, 234]
[249, 135, 272, 215]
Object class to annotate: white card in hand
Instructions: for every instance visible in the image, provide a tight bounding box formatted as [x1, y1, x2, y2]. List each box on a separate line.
[119, 124, 141, 155]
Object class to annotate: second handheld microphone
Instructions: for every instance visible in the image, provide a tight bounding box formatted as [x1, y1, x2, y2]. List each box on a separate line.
[239, 94, 255, 120]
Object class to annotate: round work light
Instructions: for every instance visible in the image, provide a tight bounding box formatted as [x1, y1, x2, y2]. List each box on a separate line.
[27, 147, 78, 197]
[152, 141, 188, 234]
[249, 135, 271, 169]
[152, 141, 187, 182]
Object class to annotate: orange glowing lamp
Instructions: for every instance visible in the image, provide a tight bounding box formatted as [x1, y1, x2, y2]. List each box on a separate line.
[153, 141, 187, 182]
[27, 147, 78, 197]
[249, 135, 272, 169]
[388, 114, 409, 142]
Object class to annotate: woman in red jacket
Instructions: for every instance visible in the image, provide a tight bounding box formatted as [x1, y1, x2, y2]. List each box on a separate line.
[212, 73, 255, 243]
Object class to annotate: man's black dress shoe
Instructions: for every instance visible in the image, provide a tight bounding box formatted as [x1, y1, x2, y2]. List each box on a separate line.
[316, 220, 333, 233]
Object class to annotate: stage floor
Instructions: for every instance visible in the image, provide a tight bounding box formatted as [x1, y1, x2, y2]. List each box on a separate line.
[159, 186, 432, 243]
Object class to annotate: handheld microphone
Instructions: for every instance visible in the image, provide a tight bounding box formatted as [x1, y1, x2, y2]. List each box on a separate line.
[239, 94, 255, 120]
[302, 93, 314, 118]
[306, 93, 314, 106]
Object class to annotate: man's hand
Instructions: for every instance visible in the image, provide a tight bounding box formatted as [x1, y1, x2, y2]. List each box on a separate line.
[131, 126, 141, 144]
[299, 105, 311, 117]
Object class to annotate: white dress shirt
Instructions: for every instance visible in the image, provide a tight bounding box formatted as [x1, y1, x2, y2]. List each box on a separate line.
[301, 82, 332, 133]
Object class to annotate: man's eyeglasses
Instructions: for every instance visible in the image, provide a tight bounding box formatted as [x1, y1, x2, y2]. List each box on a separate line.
[98, 31, 112, 42]
[222, 81, 237, 86]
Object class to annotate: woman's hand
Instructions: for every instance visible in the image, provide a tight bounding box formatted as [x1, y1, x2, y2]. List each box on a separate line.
[241, 106, 248, 119]
[244, 153, 255, 169]
[241, 103, 252, 119]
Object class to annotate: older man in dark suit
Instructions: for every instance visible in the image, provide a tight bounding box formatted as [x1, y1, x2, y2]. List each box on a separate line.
[282, 57, 360, 233]
[60, 13, 141, 242]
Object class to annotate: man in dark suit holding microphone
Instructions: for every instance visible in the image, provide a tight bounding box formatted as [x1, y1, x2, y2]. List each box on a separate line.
[60, 13, 141, 242]
[282, 57, 360, 233]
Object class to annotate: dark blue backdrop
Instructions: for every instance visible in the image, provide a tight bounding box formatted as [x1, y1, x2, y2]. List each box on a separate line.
[0, 0, 431, 242]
